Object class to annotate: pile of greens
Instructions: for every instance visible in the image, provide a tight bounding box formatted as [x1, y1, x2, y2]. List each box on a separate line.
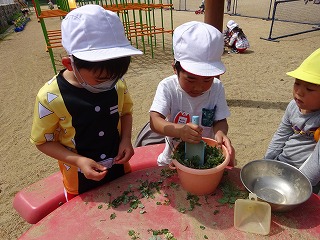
[172, 141, 225, 169]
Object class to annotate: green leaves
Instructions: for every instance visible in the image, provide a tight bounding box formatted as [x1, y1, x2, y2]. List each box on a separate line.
[172, 142, 225, 169]
[110, 179, 163, 212]
[218, 181, 248, 205]
[186, 193, 202, 211]
[147, 229, 176, 240]
[110, 213, 116, 220]
[128, 230, 140, 239]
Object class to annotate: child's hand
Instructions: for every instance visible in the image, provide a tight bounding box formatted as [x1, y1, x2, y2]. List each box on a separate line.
[77, 157, 107, 181]
[214, 131, 235, 167]
[179, 122, 203, 143]
[114, 138, 134, 164]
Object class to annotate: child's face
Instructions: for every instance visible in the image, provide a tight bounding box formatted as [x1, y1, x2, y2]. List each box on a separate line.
[178, 70, 215, 97]
[73, 65, 117, 89]
[76, 68, 110, 85]
[293, 79, 320, 113]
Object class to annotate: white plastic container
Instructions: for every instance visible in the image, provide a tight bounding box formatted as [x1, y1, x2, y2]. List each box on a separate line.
[234, 193, 271, 235]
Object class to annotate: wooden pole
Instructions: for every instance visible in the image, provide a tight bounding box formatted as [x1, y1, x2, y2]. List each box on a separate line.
[204, 0, 225, 32]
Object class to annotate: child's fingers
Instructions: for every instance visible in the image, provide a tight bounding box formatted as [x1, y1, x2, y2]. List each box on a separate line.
[94, 163, 107, 173]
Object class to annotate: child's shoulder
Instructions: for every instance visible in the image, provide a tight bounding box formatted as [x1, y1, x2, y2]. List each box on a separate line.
[213, 77, 224, 86]
[157, 75, 178, 90]
[160, 74, 178, 84]
[287, 99, 297, 110]
[38, 76, 59, 95]
[35, 76, 60, 105]
[115, 78, 129, 93]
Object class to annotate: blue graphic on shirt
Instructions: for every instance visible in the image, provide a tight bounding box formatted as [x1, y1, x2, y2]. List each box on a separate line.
[201, 107, 215, 127]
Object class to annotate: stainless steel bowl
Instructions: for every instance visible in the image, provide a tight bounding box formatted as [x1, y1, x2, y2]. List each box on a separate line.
[240, 160, 312, 212]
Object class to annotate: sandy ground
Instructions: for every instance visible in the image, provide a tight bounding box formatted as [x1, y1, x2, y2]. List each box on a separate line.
[0, 3, 319, 239]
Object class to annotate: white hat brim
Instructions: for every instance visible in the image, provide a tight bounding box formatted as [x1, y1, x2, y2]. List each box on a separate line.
[73, 45, 143, 62]
[180, 61, 226, 76]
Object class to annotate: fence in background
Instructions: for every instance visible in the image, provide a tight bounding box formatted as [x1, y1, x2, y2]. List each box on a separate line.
[173, 0, 320, 41]
[227, 0, 320, 41]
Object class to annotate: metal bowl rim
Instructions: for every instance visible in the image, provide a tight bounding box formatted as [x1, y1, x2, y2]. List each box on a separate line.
[240, 159, 312, 206]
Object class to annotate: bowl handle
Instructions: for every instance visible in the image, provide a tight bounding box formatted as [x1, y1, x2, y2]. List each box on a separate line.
[168, 162, 176, 170]
[249, 193, 258, 201]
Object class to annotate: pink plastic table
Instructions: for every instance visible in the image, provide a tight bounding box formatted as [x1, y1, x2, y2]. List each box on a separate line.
[19, 146, 320, 240]
[13, 144, 163, 224]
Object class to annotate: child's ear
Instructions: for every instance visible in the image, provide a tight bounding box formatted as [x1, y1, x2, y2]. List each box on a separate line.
[172, 62, 177, 74]
[62, 57, 73, 71]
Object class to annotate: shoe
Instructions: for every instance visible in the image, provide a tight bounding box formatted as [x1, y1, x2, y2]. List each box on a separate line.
[229, 49, 239, 54]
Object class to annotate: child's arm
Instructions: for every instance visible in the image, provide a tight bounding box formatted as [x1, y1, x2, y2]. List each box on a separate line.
[228, 32, 237, 47]
[300, 140, 320, 187]
[150, 111, 203, 143]
[36, 142, 107, 181]
[264, 108, 293, 160]
[212, 119, 234, 164]
[114, 113, 134, 164]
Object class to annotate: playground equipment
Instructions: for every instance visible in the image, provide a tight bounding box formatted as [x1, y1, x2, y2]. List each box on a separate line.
[31, 0, 174, 74]
[67, 0, 76, 9]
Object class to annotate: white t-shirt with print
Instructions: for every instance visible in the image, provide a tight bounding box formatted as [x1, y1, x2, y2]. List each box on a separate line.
[150, 74, 230, 165]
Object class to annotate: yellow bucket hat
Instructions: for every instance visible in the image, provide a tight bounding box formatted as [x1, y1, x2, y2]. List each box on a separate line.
[286, 48, 320, 85]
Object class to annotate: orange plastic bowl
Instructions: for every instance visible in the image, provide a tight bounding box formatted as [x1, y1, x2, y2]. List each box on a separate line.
[169, 138, 230, 195]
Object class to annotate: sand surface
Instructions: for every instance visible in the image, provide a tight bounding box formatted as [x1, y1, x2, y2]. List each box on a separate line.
[0, 3, 319, 239]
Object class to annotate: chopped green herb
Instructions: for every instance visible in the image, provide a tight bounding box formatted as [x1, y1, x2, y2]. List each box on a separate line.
[179, 207, 186, 213]
[128, 230, 140, 239]
[187, 193, 201, 211]
[140, 210, 147, 214]
[169, 182, 179, 189]
[160, 168, 177, 178]
[137, 179, 162, 199]
[110, 213, 116, 220]
[218, 181, 248, 205]
[217, 196, 229, 204]
[138, 203, 145, 209]
[172, 141, 225, 169]
[147, 229, 176, 240]
[130, 199, 141, 209]
[200, 225, 206, 230]
[97, 204, 103, 209]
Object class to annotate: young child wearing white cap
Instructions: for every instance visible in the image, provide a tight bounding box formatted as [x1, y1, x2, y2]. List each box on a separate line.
[265, 48, 320, 194]
[30, 5, 142, 201]
[149, 21, 235, 166]
[223, 20, 249, 54]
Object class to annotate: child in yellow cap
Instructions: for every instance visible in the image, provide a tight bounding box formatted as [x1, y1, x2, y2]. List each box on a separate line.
[265, 48, 320, 194]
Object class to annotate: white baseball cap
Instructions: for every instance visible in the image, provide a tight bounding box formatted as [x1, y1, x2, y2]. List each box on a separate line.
[227, 20, 238, 31]
[173, 21, 225, 76]
[61, 5, 142, 61]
